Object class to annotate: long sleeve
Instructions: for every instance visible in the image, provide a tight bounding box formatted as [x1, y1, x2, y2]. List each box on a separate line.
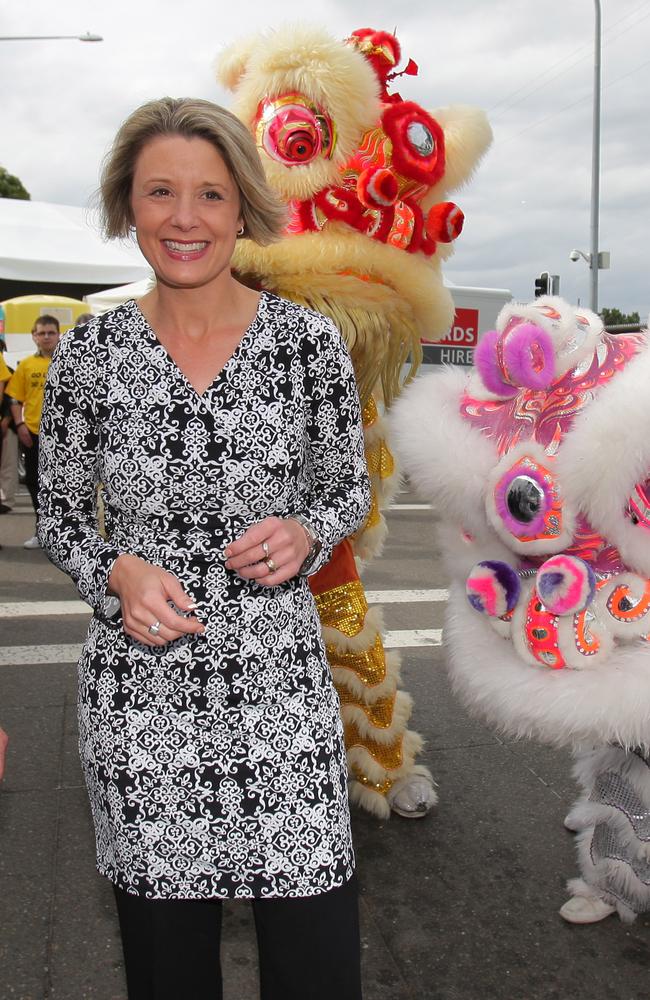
[296, 315, 371, 573]
[37, 330, 122, 613]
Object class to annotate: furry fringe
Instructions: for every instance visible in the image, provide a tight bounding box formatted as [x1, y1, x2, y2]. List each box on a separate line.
[573, 831, 648, 922]
[340, 690, 414, 745]
[322, 605, 386, 652]
[233, 229, 455, 354]
[346, 728, 425, 784]
[351, 516, 388, 562]
[445, 584, 650, 748]
[332, 649, 401, 703]
[347, 780, 391, 819]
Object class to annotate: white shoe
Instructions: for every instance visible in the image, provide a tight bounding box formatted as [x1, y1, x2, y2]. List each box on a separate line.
[563, 811, 580, 833]
[23, 535, 40, 549]
[559, 894, 616, 924]
[387, 775, 438, 818]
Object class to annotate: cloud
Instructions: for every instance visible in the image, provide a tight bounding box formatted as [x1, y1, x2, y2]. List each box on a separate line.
[2, 0, 648, 315]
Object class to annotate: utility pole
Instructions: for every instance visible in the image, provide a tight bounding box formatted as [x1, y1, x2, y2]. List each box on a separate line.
[590, 0, 602, 312]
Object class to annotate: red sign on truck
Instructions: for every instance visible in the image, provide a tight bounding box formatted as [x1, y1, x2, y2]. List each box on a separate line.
[422, 307, 479, 346]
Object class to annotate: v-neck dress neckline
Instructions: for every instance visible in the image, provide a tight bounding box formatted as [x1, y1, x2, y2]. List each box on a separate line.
[130, 291, 265, 399]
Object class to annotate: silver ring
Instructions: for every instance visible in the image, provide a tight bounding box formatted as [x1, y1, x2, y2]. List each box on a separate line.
[265, 557, 276, 573]
[148, 620, 162, 636]
[262, 541, 269, 556]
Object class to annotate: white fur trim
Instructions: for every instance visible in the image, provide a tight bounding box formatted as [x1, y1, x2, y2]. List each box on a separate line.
[389, 367, 498, 539]
[348, 780, 391, 818]
[446, 583, 650, 748]
[340, 690, 414, 746]
[558, 339, 650, 578]
[494, 296, 604, 378]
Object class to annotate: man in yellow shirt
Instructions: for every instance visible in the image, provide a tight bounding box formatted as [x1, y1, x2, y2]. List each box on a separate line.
[0, 342, 12, 528]
[6, 315, 61, 548]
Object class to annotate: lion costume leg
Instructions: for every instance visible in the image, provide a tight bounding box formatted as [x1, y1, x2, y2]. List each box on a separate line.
[560, 747, 650, 924]
[309, 539, 436, 819]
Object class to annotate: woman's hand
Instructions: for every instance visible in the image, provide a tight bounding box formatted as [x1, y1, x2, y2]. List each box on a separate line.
[224, 517, 311, 586]
[107, 553, 205, 646]
[0, 727, 8, 781]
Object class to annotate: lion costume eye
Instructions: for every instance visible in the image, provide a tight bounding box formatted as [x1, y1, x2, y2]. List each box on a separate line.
[255, 95, 335, 165]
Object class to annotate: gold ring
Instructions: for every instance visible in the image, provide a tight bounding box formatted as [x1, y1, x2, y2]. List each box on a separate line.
[265, 557, 276, 573]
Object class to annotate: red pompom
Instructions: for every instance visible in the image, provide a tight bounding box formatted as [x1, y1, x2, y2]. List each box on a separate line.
[357, 167, 398, 209]
[425, 202, 465, 243]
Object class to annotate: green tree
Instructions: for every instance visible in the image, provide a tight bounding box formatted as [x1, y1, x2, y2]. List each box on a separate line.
[0, 166, 30, 200]
[601, 306, 640, 326]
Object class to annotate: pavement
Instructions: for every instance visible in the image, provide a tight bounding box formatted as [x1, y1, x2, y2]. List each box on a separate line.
[1, 488, 649, 1000]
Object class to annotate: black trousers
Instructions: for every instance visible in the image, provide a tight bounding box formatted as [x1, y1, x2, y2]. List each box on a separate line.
[113, 875, 363, 1000]
[21, 429, 39, 516]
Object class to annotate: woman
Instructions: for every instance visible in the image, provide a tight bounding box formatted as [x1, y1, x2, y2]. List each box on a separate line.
[38, 97, 370, 999]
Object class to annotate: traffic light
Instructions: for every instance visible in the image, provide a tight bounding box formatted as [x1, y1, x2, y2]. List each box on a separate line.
[534, 271, 551, 297]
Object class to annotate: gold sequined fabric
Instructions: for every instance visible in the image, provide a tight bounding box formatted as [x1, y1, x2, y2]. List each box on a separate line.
[328, 636, 387, 687]
[345, 720, 404, 770]
[365, 439, 395, 480]
[362, 397, 379, 428]
[339, 688, 397, 729]
[351, 766, 393, 795]
[314, 580, 368, 637]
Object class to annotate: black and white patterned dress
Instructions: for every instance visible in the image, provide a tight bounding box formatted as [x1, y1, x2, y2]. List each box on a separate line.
[38, 292, 370, 900]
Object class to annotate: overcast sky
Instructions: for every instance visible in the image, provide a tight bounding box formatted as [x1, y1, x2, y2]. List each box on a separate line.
[2, 0, 649, 317]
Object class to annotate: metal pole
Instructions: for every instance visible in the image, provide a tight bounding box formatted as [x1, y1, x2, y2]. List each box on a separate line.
[590, 0, 602, 312]
[0, 34, 102, 42]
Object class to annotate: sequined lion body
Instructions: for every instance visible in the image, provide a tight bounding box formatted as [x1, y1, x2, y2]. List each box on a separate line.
[216, 24, 492, 817]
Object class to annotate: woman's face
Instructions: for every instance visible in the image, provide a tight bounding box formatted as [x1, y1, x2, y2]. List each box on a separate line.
[130, 134, 243, 291]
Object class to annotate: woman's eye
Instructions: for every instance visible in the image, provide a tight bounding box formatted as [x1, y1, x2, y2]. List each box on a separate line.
[150, 187, 171, 197]
[203, 190, 223, 201]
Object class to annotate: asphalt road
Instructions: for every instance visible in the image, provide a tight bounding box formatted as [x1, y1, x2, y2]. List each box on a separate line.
[1, 488, 649, 1000]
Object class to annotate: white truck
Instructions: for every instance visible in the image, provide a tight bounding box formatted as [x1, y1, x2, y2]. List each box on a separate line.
[422, 281, 513, 367]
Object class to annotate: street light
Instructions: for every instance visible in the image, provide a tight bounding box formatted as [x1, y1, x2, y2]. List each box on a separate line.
[0, 32, 103, 42]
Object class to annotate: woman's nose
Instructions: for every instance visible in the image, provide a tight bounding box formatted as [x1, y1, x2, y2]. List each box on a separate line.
[169, 196, 199, 230]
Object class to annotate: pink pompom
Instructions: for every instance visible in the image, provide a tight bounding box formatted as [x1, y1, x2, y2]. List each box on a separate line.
[474, 330, 517, 398]
[501, 322, 556, 391]
[535, 555, 595, 616]
[466, 560, 521, 617]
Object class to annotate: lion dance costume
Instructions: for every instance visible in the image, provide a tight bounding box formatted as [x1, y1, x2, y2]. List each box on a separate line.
[216, 25, 492, 818]
[393, 295, 650, 920]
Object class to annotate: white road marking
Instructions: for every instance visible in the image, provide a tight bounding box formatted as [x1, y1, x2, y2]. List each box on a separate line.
[0, 600, 90, 617]
[366, 589, 448, 603]
[0, 644, 82, 666]
[384, 629, 442, 647]
[388, 503, 432, 511]
[0, 627, 444, 666]
[0, 589, 448, 619]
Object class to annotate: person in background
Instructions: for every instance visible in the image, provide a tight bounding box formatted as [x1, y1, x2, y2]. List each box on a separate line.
[0, 726, 8, 780]
[0, 338, 12, 518]
[75, 312, 95, 326]
[6, 315, 61, 547]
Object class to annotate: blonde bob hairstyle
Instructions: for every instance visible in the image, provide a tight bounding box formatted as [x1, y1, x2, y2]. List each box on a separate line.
[99, 96, 287, 245]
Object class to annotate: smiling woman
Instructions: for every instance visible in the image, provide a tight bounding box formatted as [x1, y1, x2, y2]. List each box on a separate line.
[36, 97, 370, 1000]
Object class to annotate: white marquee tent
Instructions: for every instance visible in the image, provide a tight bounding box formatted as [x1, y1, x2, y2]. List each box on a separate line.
[0, 198, 150, 285]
